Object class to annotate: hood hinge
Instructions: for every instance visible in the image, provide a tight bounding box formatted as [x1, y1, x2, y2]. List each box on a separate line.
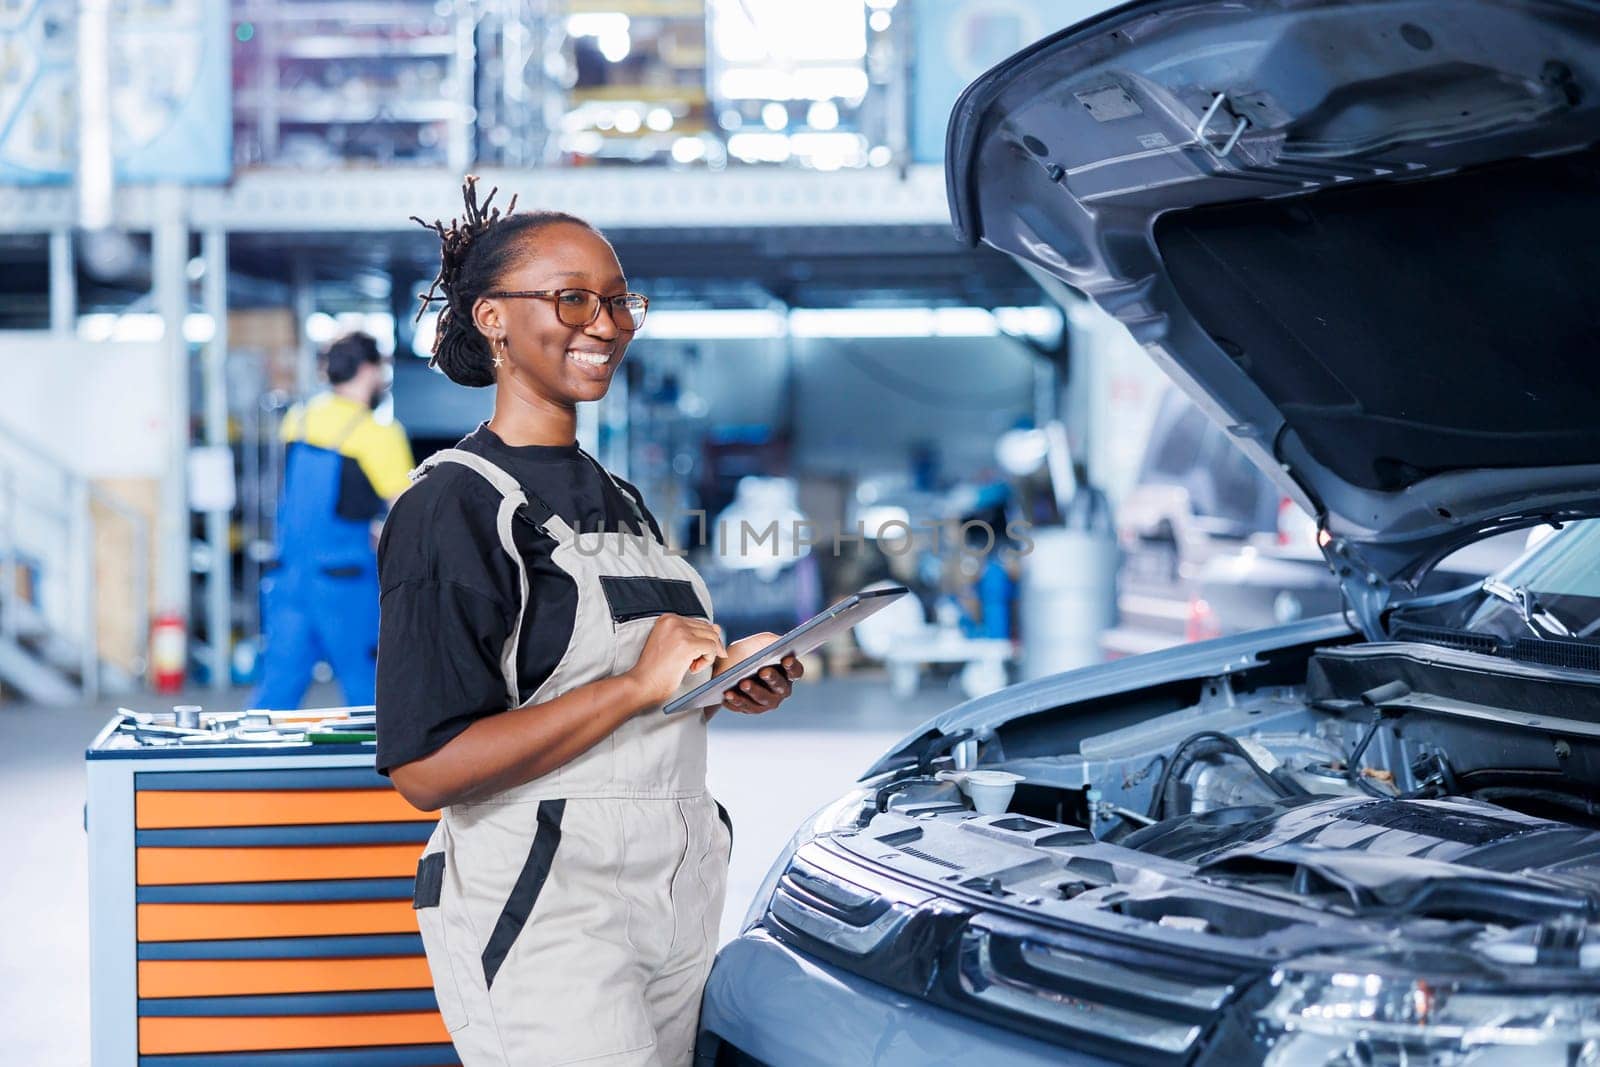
[1323, 536, 1392, 640]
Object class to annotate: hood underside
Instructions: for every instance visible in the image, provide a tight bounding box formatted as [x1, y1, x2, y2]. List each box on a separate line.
[947, 0, 1600, 609]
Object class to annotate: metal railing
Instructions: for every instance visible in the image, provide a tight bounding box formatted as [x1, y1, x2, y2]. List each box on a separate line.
[0, 418, 149, 704]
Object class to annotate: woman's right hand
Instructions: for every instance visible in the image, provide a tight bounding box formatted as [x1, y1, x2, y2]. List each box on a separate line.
[625, 614, 727, 707]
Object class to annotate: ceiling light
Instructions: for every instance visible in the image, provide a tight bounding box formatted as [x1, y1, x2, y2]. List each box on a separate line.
[806, 100, 839, 130]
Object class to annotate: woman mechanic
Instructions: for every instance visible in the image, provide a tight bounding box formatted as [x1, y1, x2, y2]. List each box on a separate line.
[376, 178, 804, 1067]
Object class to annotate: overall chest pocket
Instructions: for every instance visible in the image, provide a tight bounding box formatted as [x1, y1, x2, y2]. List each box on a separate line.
[598, 576, 707, 625]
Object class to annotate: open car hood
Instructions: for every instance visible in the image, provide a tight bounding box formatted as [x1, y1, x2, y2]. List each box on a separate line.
[947, 0, 1600, 633]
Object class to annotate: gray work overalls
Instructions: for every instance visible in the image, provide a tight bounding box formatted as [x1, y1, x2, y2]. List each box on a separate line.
[406, 448, 730, 1067]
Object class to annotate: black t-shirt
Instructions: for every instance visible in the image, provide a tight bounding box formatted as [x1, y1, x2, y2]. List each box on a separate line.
[373, 424, 663, 775]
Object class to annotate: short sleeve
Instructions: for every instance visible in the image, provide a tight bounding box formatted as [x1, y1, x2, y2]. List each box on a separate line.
[278, 405, 304, 444]
[353, 419, 416, 501]
[374, 578, 512, 775]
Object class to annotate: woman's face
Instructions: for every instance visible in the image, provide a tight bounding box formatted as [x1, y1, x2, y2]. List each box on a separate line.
[481, 222, 634, 407]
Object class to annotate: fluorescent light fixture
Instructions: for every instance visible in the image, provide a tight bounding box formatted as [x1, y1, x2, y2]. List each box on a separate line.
[806, 100, 840, 130]
[671, 136, 706, 163]
[994, 305, 1063, 337]
[727, 132, 791, 163]
[183, 313, 216, 344]
[562, 130, 605, 155]
[77, 312, 165, 342]
[411, 312, 437, 358]
[629, 306, 1061, 341]
[566, 13, 629, 37]
[788, 131, 866, 169]
[790, 308, 937, 337]
[305, 312, 338, 345]
[931, 307, 998, 336]
[644, 309, 787, 339]
[77, 313, 117, 342]
[566, 13, 631, 63]
[717, 68, 869, 102]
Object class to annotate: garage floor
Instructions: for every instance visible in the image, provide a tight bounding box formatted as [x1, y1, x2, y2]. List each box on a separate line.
[1, 671, 958, 1065]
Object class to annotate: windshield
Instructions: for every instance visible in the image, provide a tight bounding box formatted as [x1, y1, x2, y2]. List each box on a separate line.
[1461, 520, 1600, 643]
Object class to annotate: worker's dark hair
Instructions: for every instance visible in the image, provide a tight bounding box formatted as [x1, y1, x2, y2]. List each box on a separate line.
[411, 176, 598, 387]
[323, 331, 382, 385]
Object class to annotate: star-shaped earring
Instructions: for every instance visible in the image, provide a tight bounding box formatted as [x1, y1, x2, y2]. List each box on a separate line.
[492, 337, 507, 368]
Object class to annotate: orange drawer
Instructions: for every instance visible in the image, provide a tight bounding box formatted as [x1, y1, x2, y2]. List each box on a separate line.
[137, 900, 420, 942]
[137, 844, 422, 885]
[139, 1011, 450, 1055]
[139, 956, 436, 998]
[137, 790, 435, 828]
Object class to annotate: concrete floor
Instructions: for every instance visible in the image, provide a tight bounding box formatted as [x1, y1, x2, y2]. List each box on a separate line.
[1, 671, 957, 1066]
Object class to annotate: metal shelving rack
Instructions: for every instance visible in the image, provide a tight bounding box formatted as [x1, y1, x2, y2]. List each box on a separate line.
[473, 0, 566, 166]
[562, 0, 712, 163]
[231, 0, 477, 170]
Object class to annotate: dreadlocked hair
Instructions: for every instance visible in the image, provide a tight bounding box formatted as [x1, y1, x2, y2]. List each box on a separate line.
[411, 176, 597, 387]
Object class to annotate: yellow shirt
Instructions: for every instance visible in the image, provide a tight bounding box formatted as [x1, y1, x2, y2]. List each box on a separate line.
[280, 393, 415, 501]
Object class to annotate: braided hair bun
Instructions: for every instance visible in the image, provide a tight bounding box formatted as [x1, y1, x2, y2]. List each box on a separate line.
[412, 176, 596, 387]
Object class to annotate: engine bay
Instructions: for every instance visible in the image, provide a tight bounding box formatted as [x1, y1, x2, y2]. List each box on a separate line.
[835, 638, 1600, 971]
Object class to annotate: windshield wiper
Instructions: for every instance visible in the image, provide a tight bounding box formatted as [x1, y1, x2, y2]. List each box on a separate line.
[1481, 578, 1574, 639]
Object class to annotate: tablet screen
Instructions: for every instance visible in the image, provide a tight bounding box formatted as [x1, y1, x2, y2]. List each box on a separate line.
[662, 585, 909, 714]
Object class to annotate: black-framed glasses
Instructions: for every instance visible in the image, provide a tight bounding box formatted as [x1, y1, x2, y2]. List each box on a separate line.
[484, 288, 649, 331]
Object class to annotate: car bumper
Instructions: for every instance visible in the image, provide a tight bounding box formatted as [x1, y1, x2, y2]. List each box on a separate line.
[697, 927, 1117, 1066]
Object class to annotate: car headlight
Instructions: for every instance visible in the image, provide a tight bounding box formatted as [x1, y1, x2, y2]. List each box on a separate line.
[739, 785, 875, 934]
[1258, 966, 1600, 1065]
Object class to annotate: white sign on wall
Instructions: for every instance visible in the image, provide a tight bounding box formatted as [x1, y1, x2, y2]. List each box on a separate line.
[0, 337, 168, 477]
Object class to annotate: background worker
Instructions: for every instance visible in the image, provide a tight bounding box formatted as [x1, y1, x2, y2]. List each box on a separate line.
[252, 331, 414, 709]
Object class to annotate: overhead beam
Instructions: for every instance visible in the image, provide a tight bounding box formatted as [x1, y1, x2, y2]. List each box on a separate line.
[0, 165, 952, 234]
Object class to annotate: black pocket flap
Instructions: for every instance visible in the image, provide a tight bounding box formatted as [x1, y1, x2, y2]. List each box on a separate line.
[599, 576, 707, 624]
[413, 852, 445, 909]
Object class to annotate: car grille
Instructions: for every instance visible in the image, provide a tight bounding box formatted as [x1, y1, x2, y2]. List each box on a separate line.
[957, 915, 1236, 1061]
[763, 843, 1252, 1064]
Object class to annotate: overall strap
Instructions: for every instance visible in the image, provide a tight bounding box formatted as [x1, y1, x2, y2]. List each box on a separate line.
[408, 449, 573, 710]
[328, 405, 372, 451]
[284, 401, 369, 450]
[575, 447, 653, 540]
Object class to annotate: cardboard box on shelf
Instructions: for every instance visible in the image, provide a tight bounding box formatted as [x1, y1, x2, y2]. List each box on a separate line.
[90, 478, 161, 675]
[229, 309, 302, 394]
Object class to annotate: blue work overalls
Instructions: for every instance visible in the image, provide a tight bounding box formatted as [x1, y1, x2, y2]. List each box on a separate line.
[252, 408, 383, 709]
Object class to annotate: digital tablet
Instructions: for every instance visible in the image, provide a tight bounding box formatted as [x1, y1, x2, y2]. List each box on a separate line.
[662, 585, 910, 714]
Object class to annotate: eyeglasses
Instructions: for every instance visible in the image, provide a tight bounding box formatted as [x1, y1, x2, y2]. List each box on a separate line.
[484, 288, 649, 331]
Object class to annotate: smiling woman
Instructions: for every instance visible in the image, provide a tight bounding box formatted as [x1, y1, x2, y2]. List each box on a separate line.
[377, 177, 805, 1067]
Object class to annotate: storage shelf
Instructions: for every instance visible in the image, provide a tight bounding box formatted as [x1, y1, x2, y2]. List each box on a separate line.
[277, 36, 458, 60]
[235, 94, 462, 124]
[566, 0, 705, 15]
[571, 85, 709, 105]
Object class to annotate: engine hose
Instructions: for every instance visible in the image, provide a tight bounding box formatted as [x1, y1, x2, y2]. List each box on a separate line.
[1147, 731, 1298, 820]
[1466, 787, 1600, 824]
[1347, 715, 1393, 798]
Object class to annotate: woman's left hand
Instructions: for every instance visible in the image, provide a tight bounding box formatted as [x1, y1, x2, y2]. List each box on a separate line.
[714, 632, 805, 715]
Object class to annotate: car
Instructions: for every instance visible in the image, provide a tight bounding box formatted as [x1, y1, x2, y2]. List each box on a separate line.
[1109, 387, 1532, 657]
[1106, 384, 1338, 657]
[697, 1, 1600, 1063]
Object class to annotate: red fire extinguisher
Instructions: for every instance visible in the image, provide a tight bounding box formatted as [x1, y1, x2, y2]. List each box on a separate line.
[150, 612, 187, 693]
